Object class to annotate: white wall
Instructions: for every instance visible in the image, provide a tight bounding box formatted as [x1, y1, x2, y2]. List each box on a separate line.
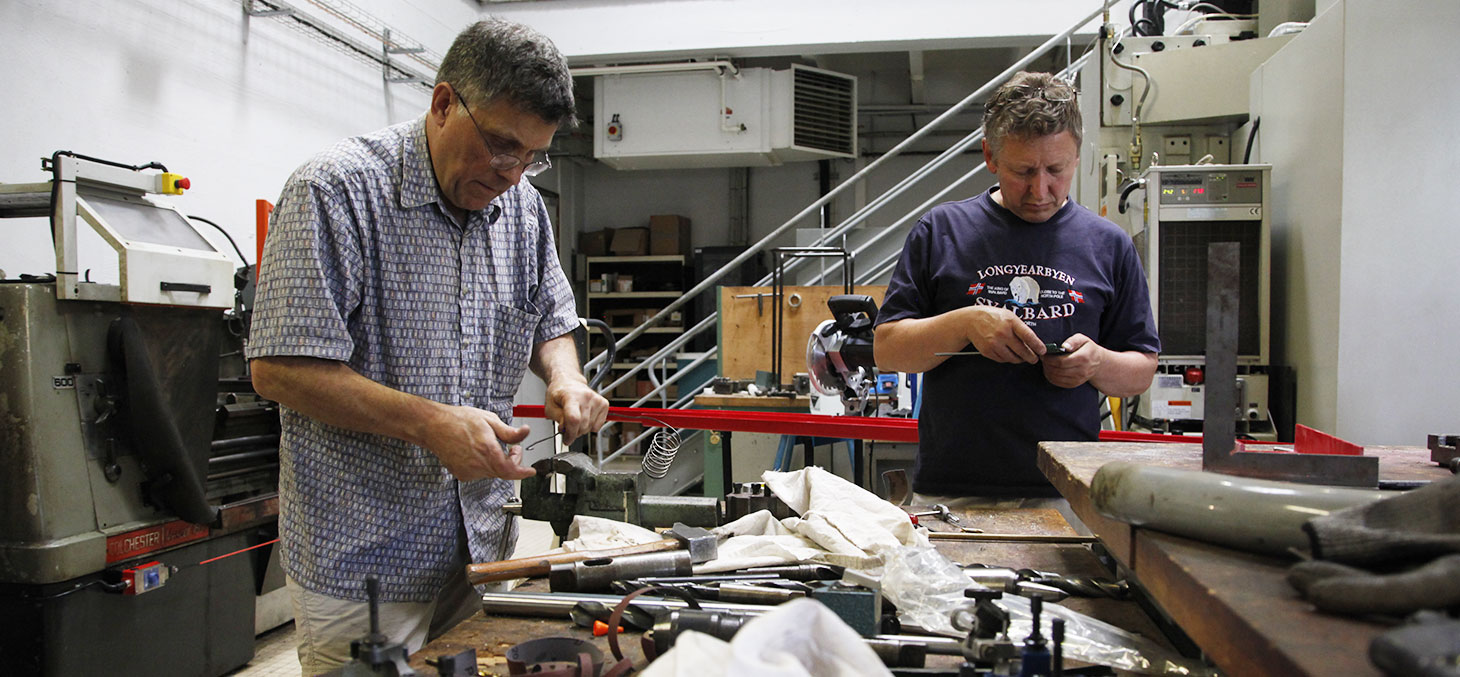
[0, 0, 569, 436]
[1249, 3, 1345, 434]
[1334, 0, 1460, 444]
[0, 0, 475, 280]
[1253, 0, 1460, 444]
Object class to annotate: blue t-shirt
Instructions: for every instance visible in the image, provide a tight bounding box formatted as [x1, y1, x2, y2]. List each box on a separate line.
[876, 188, 1160, 497]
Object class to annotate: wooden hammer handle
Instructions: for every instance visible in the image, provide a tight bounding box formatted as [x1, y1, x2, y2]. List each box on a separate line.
[466, 538, 680, 585]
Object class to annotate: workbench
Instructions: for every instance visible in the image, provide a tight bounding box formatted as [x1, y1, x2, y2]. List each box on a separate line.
[1038, 441, 1450, 677]
[410, 507, 1174, 675]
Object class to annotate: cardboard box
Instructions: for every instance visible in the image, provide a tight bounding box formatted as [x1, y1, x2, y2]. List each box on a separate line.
[614, 275, 634, 293]
[579, 228, 614, 256]
[648, 215, 691, 256]
[603, 308, 639, 328]
[610, 227, 649, 256]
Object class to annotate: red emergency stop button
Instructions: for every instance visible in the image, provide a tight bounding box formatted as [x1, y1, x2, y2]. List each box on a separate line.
[159, 172, 190, 195]
[1183, 366, 1204, 385]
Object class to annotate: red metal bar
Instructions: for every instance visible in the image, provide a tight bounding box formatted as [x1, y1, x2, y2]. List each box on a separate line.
[513, 405, 1281, 447]
[513, 405, 919, 442]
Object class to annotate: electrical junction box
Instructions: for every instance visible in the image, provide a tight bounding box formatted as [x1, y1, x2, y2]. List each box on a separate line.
[594, 64, 856, 170]
[122, 560, 171, 595]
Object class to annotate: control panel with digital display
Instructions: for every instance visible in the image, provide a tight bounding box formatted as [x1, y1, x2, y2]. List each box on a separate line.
[1158, 170, 1263, 205]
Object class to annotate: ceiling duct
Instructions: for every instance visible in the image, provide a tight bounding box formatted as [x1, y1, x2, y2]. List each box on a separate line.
[593, 64, 857, 170]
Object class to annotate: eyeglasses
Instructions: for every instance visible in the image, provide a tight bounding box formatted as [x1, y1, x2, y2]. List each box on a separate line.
[453, 89, 553, 177]
[1009, 82, 1076, 104]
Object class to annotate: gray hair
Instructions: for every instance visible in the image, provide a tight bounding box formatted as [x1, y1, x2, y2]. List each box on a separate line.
[982, 71, 1081, 155]
[435, 18, 577, 127]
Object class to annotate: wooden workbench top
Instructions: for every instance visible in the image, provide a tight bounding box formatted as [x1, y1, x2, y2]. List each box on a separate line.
[411, 507, 1170, 675]
[1038, 441, 1451, 677]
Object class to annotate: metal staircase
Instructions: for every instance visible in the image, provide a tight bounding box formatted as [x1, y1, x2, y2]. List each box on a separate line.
[590, 2, 1116, 466]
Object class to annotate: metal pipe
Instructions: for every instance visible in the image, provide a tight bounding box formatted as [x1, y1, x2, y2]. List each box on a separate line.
[481, 591, 965, 657]
[210, 434, 280, 452]
[927, 533, 1098, 544]
[570, 61, 737, 78]
[209, 448, 279, 466]
[1090, 461, 1386, 556]
[480, 591, 770, 618]
[206, 463, 279, 481]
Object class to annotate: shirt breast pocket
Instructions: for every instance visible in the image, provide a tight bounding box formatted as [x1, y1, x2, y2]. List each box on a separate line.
[488, 303, 542, 401]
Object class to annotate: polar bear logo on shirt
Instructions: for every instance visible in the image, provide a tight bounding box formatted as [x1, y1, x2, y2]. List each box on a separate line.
[1008, 276, 1041, 307]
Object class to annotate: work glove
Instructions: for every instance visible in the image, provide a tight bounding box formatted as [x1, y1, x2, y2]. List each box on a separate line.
[1287, 554, 1460, 616]
[1369, 611, 1460, 677]
[1286, 474, 1460, 617]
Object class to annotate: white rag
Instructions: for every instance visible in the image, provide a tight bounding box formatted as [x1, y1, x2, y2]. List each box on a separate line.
[697, 466, 929, 572]
[560, 515, 663, 551]
[556, 468, 930, 573]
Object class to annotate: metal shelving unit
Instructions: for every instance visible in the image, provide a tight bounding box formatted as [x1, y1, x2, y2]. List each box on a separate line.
[584, 255, 688, 405]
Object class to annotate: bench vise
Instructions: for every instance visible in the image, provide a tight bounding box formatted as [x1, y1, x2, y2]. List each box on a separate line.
[520, 452, 721, 539]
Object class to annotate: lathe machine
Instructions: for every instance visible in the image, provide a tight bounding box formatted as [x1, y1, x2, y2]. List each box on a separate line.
[0, 153, 280, 676]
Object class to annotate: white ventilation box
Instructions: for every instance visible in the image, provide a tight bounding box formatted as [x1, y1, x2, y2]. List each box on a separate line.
[593, 64, 857, 170]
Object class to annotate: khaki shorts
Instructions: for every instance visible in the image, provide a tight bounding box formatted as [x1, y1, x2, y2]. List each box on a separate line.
[287, 562, 479, 676]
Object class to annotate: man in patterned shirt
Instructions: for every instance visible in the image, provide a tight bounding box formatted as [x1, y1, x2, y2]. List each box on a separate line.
[247, 18, 608, 673]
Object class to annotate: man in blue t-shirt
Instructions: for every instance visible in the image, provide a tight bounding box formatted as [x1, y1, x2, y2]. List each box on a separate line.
[874, 71, 1160, 501]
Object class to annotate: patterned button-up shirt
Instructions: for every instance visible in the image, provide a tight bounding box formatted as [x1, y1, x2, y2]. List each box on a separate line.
[247, 115, 578, 602]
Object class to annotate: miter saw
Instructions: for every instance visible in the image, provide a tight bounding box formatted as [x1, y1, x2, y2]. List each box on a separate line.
[806, 294, 910, 416]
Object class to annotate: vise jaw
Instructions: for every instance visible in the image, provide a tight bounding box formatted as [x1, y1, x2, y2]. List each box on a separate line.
[520, 452, 719, 539]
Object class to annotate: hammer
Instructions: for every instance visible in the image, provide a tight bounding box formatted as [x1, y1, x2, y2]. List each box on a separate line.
[466, 523, 718, 586]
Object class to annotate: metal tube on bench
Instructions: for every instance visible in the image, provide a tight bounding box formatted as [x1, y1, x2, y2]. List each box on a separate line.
[927, 533, 1099, 544]
[549, 551, 692, 593]
[481, 591, 773, 618]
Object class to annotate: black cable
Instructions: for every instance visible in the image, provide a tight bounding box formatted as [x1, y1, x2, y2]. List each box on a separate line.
[1150, 0, 1181, 35]
[1117, 180, 1145, 214]
[50, 150, 168, 174]
[48, 150, 170, 250]
[187, 215, 250, 268]
[13, 577, 128, 601]
[1243, 117, 1260, 164]
[1128, 1, 1145, 35]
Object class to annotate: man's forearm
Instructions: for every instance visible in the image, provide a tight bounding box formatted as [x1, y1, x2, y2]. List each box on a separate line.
[873, 313, 969, 373]
[251, 355, 442, 446]
[530, 333, 586, 386]
[1088, 350, 1158, 398]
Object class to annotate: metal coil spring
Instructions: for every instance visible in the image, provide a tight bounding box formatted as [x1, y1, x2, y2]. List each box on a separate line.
[640, 426, 683, 479]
